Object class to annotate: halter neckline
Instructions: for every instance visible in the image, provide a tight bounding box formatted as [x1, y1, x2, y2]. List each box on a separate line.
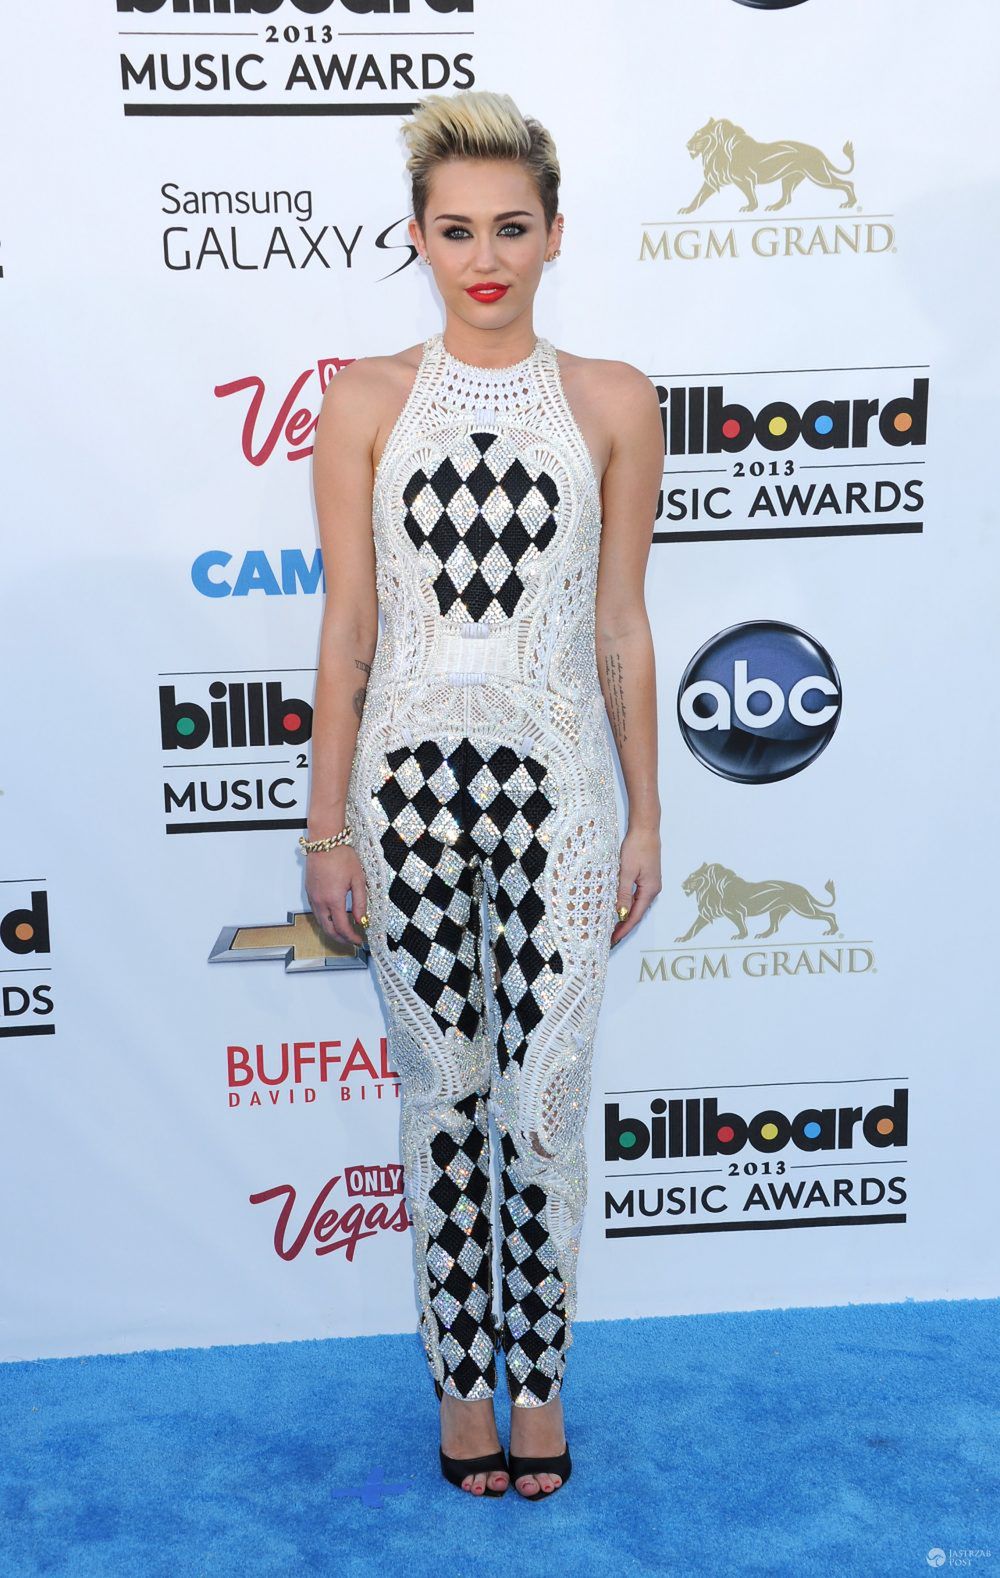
[436, 332, 545, 378]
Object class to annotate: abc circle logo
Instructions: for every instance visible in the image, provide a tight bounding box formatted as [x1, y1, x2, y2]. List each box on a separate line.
[677, 620, 841, 784]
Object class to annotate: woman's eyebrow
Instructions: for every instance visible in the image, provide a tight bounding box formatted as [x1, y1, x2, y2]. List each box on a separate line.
[431, 210, 534, 223]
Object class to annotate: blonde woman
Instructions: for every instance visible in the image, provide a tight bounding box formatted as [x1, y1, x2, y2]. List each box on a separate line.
[303, 89, 663, 1499]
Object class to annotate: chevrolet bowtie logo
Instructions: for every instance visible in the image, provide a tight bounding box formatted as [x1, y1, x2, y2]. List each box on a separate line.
[209, 910, 369, 972]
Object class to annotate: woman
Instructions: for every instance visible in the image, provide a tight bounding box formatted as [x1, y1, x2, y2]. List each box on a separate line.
[303, 89, 664, 1500]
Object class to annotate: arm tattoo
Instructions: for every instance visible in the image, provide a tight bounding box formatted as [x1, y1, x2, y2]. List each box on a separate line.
[352, 657, 370, 721]
[604, 651, 628, 750]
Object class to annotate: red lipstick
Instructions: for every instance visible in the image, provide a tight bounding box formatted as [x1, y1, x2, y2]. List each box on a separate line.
[465, 283, 509, 302]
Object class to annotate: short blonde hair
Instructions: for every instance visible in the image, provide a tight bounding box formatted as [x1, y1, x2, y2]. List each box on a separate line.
[400, 89, 561, 236]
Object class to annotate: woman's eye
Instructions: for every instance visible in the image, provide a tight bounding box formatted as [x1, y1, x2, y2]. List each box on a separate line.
[442, 224, 526, 240]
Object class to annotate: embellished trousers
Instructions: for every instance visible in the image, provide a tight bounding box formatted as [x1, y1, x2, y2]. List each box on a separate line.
[353, 732, 618, 1407]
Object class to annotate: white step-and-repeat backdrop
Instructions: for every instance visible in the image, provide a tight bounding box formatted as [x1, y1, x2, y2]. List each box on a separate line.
[3, 0, 997, 1361]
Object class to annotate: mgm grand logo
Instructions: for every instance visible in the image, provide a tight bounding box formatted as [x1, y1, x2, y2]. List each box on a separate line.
[639, 861, 873, 982]
[642, 116, 895, 260]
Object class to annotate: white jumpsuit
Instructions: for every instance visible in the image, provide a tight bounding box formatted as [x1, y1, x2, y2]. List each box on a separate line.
[348, 331, 620, 1406]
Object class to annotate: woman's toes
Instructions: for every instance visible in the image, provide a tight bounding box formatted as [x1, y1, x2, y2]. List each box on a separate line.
[516, 1474, 539, 1496]
[488, 1471, 509, 1492]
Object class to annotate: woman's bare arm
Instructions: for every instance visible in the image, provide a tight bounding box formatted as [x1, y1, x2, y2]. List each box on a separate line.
[304, 358, 381, 946]
[594, 362, 665, 945]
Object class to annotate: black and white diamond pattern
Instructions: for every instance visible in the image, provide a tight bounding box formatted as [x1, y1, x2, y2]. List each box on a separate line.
[497, 1127, 567, 1405]
[402, 432, 560, 622]
[372, 739, 563, 1052]
[422, 1087, 500, 1399]
[373, 741, 482, 1041]
[372, 734, 568, 1403]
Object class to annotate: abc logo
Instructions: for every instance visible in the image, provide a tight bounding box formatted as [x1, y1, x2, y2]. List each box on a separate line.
[677, 620, 841, 784]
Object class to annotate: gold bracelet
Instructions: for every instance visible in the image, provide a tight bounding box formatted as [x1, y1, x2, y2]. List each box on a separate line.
[298, 827, 352, 854]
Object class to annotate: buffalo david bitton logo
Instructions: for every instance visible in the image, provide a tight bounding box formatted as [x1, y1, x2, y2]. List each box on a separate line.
[643, 116, 895, 261]
[639, 862, 874, 982]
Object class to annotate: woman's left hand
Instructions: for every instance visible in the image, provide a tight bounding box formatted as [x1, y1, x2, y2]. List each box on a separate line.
[612, 826, 662, 946]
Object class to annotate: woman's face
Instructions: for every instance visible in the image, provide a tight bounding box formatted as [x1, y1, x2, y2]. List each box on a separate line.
[411, 158, 560, 328]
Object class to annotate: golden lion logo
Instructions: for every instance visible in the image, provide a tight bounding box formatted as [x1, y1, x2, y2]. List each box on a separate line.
[676, 862, 838, 942]
[680, 117, 857, 214]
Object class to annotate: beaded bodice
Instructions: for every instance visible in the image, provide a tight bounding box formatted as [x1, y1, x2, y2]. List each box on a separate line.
[368, 331, 604, 716]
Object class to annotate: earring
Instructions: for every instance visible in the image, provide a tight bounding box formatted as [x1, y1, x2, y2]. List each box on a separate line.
[545, 219, 564, 262]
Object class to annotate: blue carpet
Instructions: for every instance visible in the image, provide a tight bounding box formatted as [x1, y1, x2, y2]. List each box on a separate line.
[1, 1299, 997, 1578]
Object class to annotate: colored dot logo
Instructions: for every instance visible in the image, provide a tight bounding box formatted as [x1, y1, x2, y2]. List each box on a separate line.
[0, 890, 51, 958]
[159, 678, 314, 753]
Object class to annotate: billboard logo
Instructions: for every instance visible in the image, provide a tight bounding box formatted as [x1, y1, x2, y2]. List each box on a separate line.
[1, 885, 55, 1038]
[159, 669, 315, 834]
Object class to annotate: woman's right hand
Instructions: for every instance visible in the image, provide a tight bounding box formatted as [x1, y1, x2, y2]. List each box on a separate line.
[305, 846, 369, 948]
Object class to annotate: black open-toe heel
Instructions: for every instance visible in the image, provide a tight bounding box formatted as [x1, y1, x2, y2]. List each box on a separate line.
[507, 1442, 572, 1500]
[434, 1378, 510, 1496]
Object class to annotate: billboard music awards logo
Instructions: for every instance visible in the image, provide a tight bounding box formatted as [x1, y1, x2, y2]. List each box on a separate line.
[157, 182, 419, 277]
[603, 1082, 908, 1238]
[1, 883, 55, 1039]
[115, 0, 476, 117]
[249, 1163, 410, 1263]
[226, 1036, 397, 1108]
[650, 361, 927, 544]
[644, 114, 890, 260]
[159, 668, 315, 833]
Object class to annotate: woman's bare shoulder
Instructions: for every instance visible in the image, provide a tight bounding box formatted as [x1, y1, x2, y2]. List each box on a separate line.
[553, 347, 657, 483]
[328, 339, 425, 398]
[319, 341, 426, 469]
[555, 345, 652, 402]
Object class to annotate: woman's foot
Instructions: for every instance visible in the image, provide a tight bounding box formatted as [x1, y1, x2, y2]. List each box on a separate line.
[439, 1390, 510, 1496]
[508, 1392, 567, 1497]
